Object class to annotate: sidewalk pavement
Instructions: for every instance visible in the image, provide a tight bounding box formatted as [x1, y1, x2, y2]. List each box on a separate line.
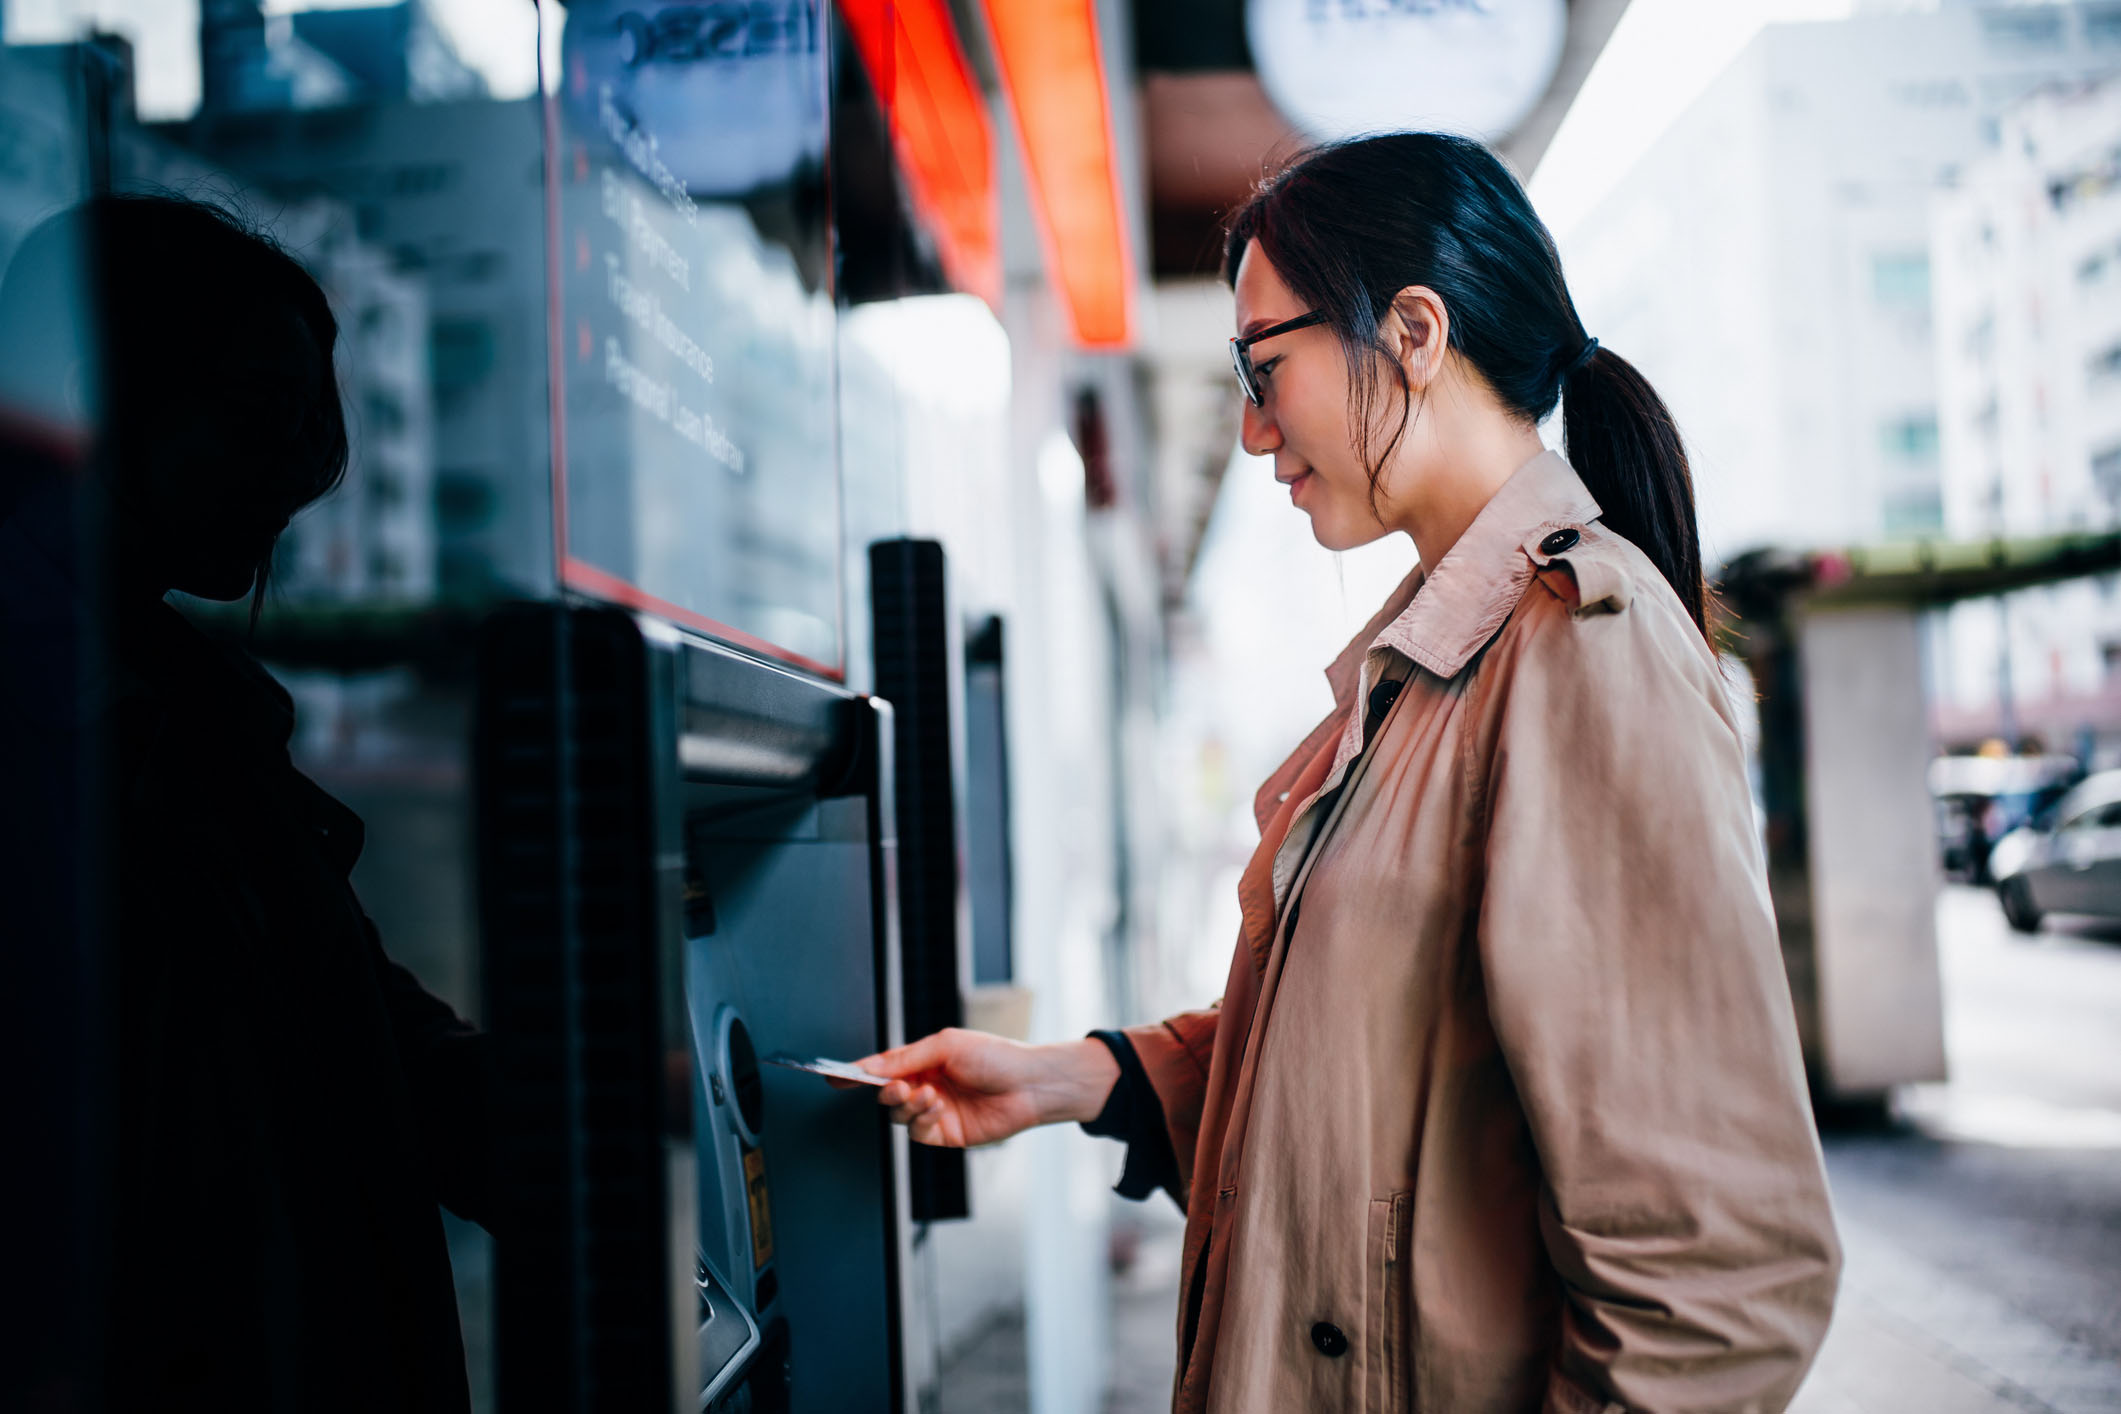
[1790, 1204, 2121, 1414]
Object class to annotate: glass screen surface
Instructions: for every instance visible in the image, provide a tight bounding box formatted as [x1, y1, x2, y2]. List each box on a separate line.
[543, 0, 843, 676]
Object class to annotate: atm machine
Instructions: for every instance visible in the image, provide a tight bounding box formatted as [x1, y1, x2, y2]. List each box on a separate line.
[475, 564, 974, 1413]
[475, 603, 932, 1413]
[472, 1, 979, 1407]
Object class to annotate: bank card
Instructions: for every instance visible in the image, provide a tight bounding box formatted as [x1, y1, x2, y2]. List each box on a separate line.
[764, 1053, 890, 1087]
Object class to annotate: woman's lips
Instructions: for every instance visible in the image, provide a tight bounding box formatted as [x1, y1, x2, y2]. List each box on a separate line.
[1285, 469, 1314, 503]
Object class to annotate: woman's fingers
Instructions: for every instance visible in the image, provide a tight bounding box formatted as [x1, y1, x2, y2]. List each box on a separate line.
[858, 1030, 959, 1080]
[880, 1080, 931, 1111]
[909, 1107, 953, 1147]
[888, 1084, 939, 1127]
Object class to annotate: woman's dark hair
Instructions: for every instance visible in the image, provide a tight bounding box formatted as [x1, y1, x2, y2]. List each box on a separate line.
[1222, 133, 1708, 639]
[89, 192, 348, 623]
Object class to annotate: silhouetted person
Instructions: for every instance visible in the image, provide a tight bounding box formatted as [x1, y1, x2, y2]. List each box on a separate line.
[1, 194, 493, 1413]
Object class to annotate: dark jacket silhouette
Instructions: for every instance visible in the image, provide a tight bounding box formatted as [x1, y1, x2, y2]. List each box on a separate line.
[0, 194, 493, 1412]
[109, 595, 493, 1412]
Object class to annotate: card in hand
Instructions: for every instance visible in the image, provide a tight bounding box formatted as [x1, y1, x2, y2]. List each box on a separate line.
[764, 1053, 891, 1087]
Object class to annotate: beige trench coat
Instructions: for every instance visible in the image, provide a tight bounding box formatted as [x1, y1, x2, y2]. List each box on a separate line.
[1125, 451, 1840, 1414]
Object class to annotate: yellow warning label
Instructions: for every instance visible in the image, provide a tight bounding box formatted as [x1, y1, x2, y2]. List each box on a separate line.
[742, 1145, 774, 1270]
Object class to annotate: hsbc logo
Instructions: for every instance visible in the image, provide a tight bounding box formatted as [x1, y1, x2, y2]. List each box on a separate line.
[613, 2, 821, 68]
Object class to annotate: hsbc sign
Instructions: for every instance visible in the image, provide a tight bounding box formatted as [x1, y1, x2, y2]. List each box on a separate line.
[1248, 0, 1568, 144]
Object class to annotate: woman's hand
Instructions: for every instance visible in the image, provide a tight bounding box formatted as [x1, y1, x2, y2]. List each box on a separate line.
[853, 1029, 1120, 1149]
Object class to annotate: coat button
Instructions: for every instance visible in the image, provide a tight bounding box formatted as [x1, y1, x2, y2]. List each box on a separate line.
[1310, 1321, 1348, 1357]
[1366, 679, 1402, 721]
[1539, 527, 1580, 556]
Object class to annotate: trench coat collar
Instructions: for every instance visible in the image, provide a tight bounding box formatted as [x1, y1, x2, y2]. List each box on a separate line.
[1322, 448, 1601, 709]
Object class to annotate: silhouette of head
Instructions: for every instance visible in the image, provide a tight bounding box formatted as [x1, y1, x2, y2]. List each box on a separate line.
[0, 193, 349, 609]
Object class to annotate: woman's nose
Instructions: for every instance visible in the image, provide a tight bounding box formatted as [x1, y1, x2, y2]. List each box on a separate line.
[1240, 397, 1280, 458]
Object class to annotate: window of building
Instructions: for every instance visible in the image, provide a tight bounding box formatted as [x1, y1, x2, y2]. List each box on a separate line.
[1872, 251, 1932, 308]
[2094, 444, 2121, 507]
[2089, 2, 2121, 45]
[363, 391, 406, 437]
[1883, 485, 1945, 537]
[1982, 8, 2065, 48]
[2080, 250, 2109, 284]
[2051, 155, 2121, 212]
[1891, 80, 1969, 108]
[1881, 414, 1940, 463]
[1967, 312, 1995, 360]
[2089, 342, 2121, 384]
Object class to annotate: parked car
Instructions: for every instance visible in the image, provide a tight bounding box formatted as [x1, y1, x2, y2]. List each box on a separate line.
[1989, 769, 2121, 932]
[1928, 753, 2081, 883]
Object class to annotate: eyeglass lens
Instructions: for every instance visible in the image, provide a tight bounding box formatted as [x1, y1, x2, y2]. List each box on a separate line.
[1231, 339, 1261, 406]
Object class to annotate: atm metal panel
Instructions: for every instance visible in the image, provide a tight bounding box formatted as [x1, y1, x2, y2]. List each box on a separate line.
[479, 605, 919, 1413]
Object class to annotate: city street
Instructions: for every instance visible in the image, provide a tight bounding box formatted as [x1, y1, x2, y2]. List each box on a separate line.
[1794, 887, 2121, 1414]
[1102, 886, 2121, 1413]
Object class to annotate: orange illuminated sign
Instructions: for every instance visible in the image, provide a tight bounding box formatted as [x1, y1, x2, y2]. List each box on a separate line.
[839, 0, 1002, 307]
[978, 0, 1135, 348]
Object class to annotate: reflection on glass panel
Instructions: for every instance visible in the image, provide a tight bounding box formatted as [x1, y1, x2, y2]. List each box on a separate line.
[134, 99, 552, 604]
[0, 44, 100, 451]
[547, 0, 842, 675]
[4, 0, 540, 120]
[3, 15, 552, 1407]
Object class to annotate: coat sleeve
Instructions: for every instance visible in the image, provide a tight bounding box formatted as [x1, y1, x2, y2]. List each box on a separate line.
[1474, 593, 1840, 1414]
[366, 917, 499, 1231]
[1121, 1006, 1219, 1206]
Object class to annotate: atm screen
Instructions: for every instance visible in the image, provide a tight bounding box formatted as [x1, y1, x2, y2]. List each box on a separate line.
[542, 0, 842, 677]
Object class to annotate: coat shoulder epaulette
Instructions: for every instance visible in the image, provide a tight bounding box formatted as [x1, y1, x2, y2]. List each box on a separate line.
[1520, 521, 1633, 617]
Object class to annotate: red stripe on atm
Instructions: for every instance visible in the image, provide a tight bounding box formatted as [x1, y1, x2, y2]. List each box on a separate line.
[560, 555, 844, 682]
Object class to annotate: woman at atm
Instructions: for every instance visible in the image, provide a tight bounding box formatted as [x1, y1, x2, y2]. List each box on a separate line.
[861, 134, 1840, 1414]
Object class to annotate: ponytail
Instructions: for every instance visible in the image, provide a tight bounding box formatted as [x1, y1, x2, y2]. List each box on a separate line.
[1561, 348, 1709, 639]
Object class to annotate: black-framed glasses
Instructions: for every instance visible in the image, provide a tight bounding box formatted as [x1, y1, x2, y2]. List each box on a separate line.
[1229, 310, 1328, 407]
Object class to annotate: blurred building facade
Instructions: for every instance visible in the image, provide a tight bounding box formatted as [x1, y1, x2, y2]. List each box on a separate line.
[1933, 73, 2121, 749]
[276, 196, 439, 603]
[200, 0, 487, 114]
[1562, 1, 2121, 753]
[1564, 2, 2120, 559]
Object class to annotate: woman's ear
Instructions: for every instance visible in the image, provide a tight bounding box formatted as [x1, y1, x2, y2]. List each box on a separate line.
[1384, 286, 1450, 389]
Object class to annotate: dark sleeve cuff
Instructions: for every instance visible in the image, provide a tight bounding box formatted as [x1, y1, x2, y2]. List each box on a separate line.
[1079, 1030, 1183, 1205]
